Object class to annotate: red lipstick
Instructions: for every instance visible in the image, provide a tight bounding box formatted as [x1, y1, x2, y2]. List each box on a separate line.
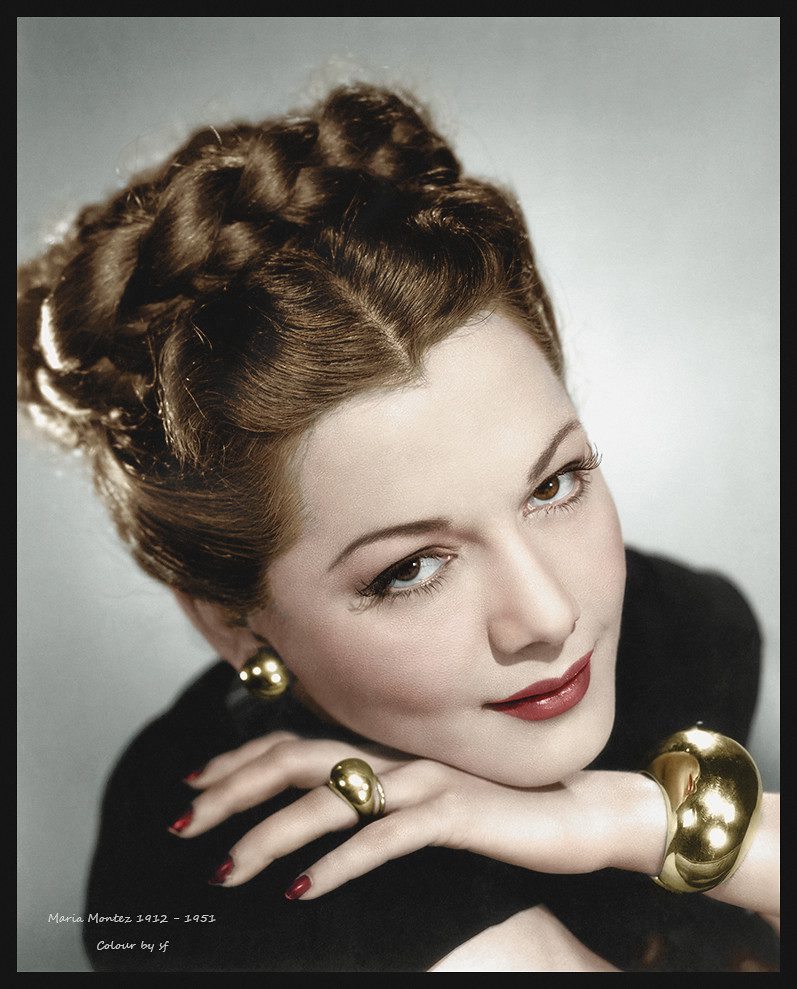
[486, 650, 593, 721]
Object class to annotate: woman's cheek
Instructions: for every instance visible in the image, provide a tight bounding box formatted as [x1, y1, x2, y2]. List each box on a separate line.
[569, 473, 626, 616]
[594, 476, 627, 612]
[287, 609, 470, 720]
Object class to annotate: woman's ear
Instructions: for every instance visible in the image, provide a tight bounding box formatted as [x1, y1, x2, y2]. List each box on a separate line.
[171, 589, 260, 670]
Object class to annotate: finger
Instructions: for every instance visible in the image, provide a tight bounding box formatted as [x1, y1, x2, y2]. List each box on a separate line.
[173, 740, 410, 838]
[186, 735, 408, 790]
[213, 762, 438, 887]
[185, 732, 300, 789]
[284, 799, 454, 900]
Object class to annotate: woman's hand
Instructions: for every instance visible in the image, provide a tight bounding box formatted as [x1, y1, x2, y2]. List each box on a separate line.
[173, 732, 669, 898]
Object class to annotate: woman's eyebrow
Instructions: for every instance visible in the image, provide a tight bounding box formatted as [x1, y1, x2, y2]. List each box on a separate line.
[327, 416, 583, 574]
[525, 416, 582, 486]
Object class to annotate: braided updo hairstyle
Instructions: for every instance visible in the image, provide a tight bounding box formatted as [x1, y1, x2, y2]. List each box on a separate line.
[17, 85, 562, 617]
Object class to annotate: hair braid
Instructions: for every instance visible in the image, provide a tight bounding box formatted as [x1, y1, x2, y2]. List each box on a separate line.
[18, 83, 562, 613]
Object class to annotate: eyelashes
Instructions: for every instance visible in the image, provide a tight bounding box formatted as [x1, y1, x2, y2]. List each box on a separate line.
[356, 554, 455, 609]
[354, 444, 602, 610]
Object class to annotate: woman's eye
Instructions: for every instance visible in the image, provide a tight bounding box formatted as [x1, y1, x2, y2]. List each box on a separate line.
[528, 470, 578, 507]
[384, 554, 447, 591]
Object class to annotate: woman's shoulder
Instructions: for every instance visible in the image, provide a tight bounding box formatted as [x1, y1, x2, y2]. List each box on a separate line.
[623, 546, 762, 638]
[621, 545, 762, 679]
[96, 647, 376, 832]
[596, 546, 763, 771]
[102, 660, 240, 792]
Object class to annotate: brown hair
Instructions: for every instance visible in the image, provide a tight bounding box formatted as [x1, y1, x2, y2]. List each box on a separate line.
[17, 84, 562, 616]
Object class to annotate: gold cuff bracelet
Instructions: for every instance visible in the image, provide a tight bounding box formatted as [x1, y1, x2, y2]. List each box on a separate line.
[642, 726, 762, 893]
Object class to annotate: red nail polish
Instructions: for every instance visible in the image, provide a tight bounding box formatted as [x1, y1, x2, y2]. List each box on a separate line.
[183, 769, 203, 783]
[168, 808, 194, 834]
[284, 874, 311, 900]
[208, 856, 234, 886]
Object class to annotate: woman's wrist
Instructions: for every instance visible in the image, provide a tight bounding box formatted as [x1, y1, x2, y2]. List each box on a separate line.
[584, 770, 669, 877]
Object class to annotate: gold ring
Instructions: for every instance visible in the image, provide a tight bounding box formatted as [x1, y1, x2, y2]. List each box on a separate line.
[327, 758, 386, 819]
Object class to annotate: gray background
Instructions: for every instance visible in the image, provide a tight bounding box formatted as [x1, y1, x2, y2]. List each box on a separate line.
[18, 18, 779, 972]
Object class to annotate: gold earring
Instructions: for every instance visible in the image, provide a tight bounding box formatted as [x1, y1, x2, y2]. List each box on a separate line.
[239, 646, 290, 699]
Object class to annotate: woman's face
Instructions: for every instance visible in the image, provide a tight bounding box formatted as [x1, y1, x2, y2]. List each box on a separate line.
[252, 311, 627, 786]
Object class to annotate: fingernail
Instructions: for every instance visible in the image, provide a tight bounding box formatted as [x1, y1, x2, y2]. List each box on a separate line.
[168, 808, 194, 834]
[183, 769, 203, 783]
[208, 856, 234, 886]
[284, 874, 311, 900]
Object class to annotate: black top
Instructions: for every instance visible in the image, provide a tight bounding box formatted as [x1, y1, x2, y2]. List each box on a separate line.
[82, 547, 779, 972]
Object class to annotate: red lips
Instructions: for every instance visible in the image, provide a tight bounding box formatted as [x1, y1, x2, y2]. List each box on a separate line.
[489, 650, 594, 705]
[484, 650, 593, 722]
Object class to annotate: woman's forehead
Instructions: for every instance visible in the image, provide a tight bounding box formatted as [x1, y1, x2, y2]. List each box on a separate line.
[294, 314, 575, 532]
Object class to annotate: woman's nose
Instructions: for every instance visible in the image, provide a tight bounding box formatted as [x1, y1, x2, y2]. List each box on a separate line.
[486, 538, 580, 656]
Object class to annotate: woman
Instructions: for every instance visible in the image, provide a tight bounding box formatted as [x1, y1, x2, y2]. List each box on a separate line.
[17, 84, 779, 972]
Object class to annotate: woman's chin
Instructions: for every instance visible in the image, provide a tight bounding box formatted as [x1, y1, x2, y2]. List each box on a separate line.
[461, 702, 617, 788]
